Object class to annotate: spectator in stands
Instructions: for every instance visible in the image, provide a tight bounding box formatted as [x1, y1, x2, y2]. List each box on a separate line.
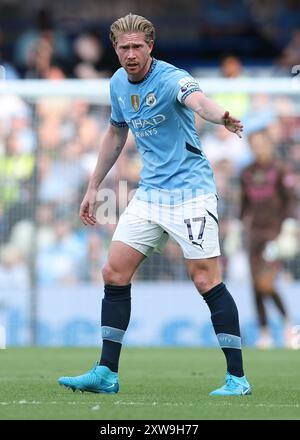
[0, 244, 30, 291]
[0, 129, 35, 241]
[9, 203, 56, 260]
[9, 112, 36, 154]
[278, 28, 300, 70]
[45, 64, 67, 80]
[72, 29, 118, 79]
[84, 232, 107, 282]
[212, 55, 250, 118]
[0, 27, 20, 79]
[14, 7, 71, 78]
[38, 141, 86, 205]
[37, 216, 85, 285]
[202, 124, 252, 172]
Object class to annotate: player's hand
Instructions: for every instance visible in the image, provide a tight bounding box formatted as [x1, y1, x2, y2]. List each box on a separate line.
[222, 111, 243, 138]
[79, 187, 97, 226]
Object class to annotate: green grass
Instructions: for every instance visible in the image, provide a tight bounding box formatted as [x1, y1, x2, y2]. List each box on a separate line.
[0, 347, 299, 420]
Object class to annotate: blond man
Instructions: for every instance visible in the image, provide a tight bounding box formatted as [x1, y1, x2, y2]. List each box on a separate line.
[58, 14, 251, 396]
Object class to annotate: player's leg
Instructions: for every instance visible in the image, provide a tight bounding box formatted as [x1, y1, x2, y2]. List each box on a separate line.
[261, 262, 289, 318]
[268, 287, 294, 347]
[254, 256, 292, 347]
[158, 193, 251, 395]
[58, 241, 146, 394]
[58, 197, 166, 393]
[270, 289, 287, 317]
[253, 285, 271, 348]
[250, 244, 273, 348]
[186, 256, 251, 395]
[98, 202, 168, 379]
[99, 241, 146, 374]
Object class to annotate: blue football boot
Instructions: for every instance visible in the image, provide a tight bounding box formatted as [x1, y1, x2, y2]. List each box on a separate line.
[58, 363, 119, 394]
[210, 372, 252, 396]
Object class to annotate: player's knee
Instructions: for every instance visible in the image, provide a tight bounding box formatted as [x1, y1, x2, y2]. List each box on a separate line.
[191, 272, 216, 294]
[101, 263, 131, 285]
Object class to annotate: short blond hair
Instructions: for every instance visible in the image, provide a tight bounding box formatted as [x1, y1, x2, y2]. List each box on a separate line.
[109, 13, 155, 45]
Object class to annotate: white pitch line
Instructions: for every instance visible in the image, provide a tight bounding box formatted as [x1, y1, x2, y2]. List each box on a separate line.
[114, 401, 194, 407]
[0, 401, 100, 406]
[0, 400, 194, 407]
[207, 402, 300, 408]
[0, 401, 298, 409]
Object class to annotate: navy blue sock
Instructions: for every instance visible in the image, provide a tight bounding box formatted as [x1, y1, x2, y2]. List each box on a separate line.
[203, 282, 244, 377]
[99, 284, 131, 373]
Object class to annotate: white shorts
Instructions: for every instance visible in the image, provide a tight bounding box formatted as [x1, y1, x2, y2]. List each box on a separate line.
[112, 193, 221, 259]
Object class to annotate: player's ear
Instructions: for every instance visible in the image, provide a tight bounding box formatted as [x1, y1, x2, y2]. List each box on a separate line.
[148, 40, 154, 54]
[113, 40, 119, 53]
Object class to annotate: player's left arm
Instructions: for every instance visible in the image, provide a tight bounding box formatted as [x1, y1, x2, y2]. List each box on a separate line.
[184, 91, 243, 138]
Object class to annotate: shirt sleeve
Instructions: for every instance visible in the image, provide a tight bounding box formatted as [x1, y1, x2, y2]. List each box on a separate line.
[166, 70, 202, 105]
[109, 81, 128, 127]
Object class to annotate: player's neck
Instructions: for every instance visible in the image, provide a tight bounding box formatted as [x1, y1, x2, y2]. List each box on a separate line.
[128, 57, 153, 83]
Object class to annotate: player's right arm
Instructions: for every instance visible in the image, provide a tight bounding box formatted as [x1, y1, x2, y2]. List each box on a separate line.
[167, 69, 243, 137]
[80, 123, 129, 225]
[185, 92, 243, 138]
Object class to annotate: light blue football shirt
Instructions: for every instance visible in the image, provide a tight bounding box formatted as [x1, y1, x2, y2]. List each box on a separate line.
[110, 58, 217, 203]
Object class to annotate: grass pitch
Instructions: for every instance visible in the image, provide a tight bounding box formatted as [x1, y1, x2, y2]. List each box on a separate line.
[0, 347, 299, 420]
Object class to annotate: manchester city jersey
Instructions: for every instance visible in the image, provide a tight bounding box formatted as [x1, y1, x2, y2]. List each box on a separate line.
[110, 58, 217, 203]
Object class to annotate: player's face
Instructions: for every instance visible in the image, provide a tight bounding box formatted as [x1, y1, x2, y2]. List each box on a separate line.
[114, 32, 154, 81]
[249, 131, 273, 163]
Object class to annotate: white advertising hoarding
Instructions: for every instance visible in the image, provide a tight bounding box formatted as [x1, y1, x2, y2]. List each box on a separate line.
[1, 281, 299, 347]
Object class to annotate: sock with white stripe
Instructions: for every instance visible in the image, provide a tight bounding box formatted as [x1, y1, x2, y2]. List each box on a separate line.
[99, 284, 131, 373]
[203, 282, 244, 377]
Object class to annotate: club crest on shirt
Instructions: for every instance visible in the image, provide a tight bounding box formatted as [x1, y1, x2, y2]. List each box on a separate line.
[146, 92, 156, 107]
[131, 95, 140, 111]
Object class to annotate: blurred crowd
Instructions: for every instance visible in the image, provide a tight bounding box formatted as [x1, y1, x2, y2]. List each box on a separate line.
[0, 0, 300, 288]
[0, 64, 300, 288]
[0, 7, 119, 81]
[1, 1, 300, 79]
